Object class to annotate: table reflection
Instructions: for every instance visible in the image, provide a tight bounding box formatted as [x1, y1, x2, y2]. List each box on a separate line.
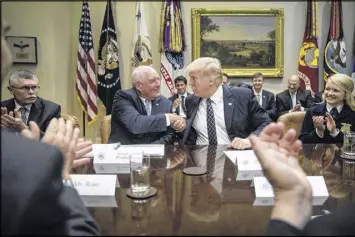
[80, 144, 355, 236]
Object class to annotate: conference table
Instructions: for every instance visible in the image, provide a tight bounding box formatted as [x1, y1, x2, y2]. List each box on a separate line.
[75, 144, 355, 236]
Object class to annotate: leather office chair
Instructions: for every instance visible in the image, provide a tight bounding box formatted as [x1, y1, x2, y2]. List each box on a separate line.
[100, 115, 111, 144]
[277, 111, 306, 138]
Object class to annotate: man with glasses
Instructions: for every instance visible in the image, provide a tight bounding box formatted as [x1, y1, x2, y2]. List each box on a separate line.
[1, 69, 61, 133]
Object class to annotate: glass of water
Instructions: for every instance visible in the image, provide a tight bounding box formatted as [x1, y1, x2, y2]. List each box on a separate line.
[130, 151, 150, 197]
[343, 132, 355, 157]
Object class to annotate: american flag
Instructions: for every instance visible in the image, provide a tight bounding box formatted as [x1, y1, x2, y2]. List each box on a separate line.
[76, 0, 98, 124]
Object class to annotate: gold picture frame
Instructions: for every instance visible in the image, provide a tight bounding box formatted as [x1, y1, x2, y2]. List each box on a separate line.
[191, 8, 284, 78]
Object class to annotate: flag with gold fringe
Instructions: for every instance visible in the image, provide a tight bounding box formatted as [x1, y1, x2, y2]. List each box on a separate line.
[324, 0, 347, 83]
[131, 1, 153, 71]
[97, 0, 121, 115]
[297, 0, 319, 93]
[352, 28, 355, 85]
[159, 0, 186, 98]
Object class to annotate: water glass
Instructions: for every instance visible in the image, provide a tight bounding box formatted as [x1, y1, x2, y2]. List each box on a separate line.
[343, 132, 355, 156]
[130, 152, 150, 197]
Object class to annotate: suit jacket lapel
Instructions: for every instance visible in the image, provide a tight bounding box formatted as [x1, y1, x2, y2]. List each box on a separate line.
[223, 85, 234, 132]
[337, 104, 352, 120]
[6, 99, 16, 112]
[27, 98, 42, 124]
[262, 93, 267, 109]
[183, 96, 201, 142]
[132, 89, 147, 115]
[151, 97, 161, 115]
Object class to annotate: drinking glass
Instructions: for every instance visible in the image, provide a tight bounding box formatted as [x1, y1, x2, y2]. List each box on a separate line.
[343, 132, 355, 156]
[130, 151, 150, 197]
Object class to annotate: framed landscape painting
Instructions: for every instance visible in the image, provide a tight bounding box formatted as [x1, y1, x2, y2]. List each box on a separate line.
[191, 8, 284, 78]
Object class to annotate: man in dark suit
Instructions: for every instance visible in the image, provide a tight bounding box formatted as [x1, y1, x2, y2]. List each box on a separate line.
[1, 20, 100, 235]
[276, 74, 314, 117]
[1, 69, 61, 133]
[169, 76, 191, 118]
[182, 57, 271, 150]
[251, 72, 277, 121]
[109, 65, 185, 144]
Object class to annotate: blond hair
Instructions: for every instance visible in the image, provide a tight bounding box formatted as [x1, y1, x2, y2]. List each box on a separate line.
[323, 73, 355, 111]
[185, 57, 223, 84]
[61, 114, 80, 129]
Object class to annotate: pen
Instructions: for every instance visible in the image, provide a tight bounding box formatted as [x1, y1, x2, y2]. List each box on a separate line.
[113, 142, 121, 150]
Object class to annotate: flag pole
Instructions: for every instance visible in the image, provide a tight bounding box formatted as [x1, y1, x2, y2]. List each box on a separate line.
[82, 111, 86, 138]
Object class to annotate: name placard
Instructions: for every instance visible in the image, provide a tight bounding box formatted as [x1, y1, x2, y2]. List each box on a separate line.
[253, 176, 329, 206]
[82, 144, 165, 159]
[70, 174, 119, 196]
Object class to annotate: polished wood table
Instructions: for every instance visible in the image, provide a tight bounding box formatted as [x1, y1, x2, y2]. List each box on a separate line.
[75, 144, 355, 235]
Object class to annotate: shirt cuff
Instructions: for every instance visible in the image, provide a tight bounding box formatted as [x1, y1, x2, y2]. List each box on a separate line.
[330, 128, 340, 137]
[316, 127, 325, 138]
[172, 108, 176, 113]
[300, 106, 304, 111]
[165, 114, 170, 127]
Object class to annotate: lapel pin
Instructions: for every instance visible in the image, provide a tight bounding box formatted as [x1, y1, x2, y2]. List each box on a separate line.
[156, 103, 159, 106]
[228, 103, 232, 106]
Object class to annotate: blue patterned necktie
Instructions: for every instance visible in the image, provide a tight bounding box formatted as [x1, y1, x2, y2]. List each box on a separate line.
[206, 98, 217, 145]
[19, 107, 28, 124]
[206, 98, 217, 181]
[144, 99, 151, 116]
[330, 107, 338, 120]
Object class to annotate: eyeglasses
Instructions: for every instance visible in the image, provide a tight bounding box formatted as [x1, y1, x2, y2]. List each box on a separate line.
[10, 85, 40, 92]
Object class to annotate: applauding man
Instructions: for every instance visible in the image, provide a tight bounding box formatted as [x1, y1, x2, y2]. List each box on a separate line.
[169, 76, 191, 118]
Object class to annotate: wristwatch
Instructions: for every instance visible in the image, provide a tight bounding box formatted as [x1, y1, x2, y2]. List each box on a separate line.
[62, 177, 74, 187]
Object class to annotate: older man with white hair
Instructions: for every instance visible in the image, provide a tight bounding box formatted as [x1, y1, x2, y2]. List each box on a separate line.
[109, 65, 185, 144]
[182, 57, 271, 149]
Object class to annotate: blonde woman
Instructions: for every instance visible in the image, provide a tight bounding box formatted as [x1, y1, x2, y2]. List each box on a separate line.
[299, 73, 355, 143]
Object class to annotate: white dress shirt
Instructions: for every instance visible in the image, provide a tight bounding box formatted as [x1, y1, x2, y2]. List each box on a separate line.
[191, 145, 227, 194]
[253, 89, 263, 107]
[289, 91, 305, 111]
[139, 96, 170, 126]
[316, 103, 343, 138]
[192, 85, 230, 145]
[172, 92, 187, 117]
[14, 101, 32, 124]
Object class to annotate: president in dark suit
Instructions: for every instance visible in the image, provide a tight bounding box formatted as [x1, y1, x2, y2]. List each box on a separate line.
[182, 57, 271, 150]
[168, 76, 191, 118]
[109, 66, 185, 145]
[1, 69, 60, 133]
[1, 20, 100, 235]
[251, 72, 277, 121]
[276, 74, 314, 117]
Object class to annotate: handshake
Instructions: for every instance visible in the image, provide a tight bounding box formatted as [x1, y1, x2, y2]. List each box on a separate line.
[167, 113, 186, 132]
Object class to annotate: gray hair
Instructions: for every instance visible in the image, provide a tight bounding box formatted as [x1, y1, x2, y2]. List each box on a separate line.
[185, 57, 223, 85]
[132, 65, 156, 87]
[9, 69, 38, 85]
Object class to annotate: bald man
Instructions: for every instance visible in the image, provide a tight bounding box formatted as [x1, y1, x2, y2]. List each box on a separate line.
[109, 66, 185, 144]
[276, 75, 313, 118]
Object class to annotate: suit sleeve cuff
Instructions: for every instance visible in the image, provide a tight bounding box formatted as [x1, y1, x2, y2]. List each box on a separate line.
[316, 127, 325, 138]
[330, 128, 340, 137]
[165, 114, 170, 127]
